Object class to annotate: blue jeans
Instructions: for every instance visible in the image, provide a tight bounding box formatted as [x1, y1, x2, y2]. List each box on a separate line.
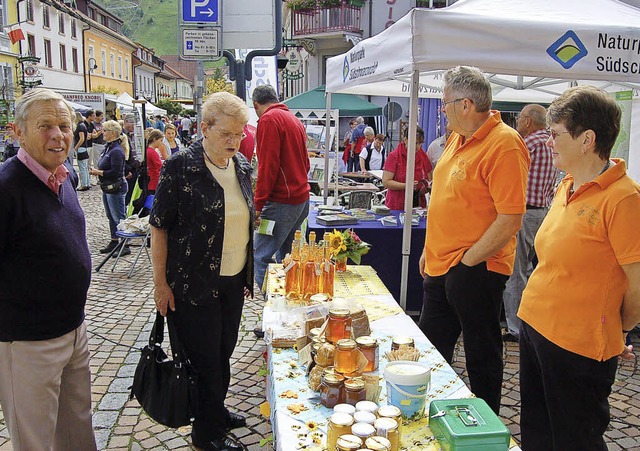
[254, 200, 309, 292]
[102, 188, 127, 239]
[77, 148, 90, 188]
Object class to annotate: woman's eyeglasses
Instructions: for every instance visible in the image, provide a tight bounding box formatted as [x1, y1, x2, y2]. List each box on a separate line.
[216, 129, 246, 142]
[548, 129, 571, 140]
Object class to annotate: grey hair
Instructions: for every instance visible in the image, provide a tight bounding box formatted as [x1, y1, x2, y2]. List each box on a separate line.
[443, 66, 492, 113]
[203, 91, 249, 125]
[523, 104, 547, 128]
[356, 116, 364, 124]
[364, 126, 375, 137]
[251, 85, 279, 105]
[123, 113, 136, 123]
[14, 88, 74, 130]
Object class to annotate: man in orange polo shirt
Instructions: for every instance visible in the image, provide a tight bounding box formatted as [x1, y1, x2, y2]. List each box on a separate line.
[418, 66, 530, 414]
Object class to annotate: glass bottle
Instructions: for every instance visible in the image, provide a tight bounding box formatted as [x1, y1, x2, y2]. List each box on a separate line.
[322, 232, 335, 298]
[344, 377, 367, 405]
[326, 308, 352, 343]
[320, 373, 344, 408]
[356, 336, 379, 372]
[285, 242, 302, 300]
[302, 243, 319, 300]
[335, 339, 358, 375]
[327, 412, 354, 451]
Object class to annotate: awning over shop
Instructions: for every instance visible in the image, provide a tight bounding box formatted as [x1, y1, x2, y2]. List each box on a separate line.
[284, 85, 382, 117]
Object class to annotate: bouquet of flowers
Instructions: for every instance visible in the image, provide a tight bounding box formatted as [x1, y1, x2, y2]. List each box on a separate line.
[328, 229, 371, 264]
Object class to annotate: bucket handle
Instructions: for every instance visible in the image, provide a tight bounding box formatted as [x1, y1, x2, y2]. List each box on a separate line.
[388, 381, 428, 399]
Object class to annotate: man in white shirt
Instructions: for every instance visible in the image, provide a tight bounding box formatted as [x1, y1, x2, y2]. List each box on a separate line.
[180, 116, 192, 145]
[426, 123, 451, 169]
[359, 133, 386, 172]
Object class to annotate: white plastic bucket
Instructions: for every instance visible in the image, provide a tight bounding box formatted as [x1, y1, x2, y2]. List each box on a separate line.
[383, 361, 431, 420]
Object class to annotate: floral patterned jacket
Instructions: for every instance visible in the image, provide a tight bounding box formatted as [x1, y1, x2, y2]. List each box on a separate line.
[149, 139, 254, 305]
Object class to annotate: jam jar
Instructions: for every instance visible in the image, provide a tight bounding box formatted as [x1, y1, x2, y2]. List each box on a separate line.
[355, 336, 379, 372]
[326, 308, 352, 343]
[327, 412, 354, 451]
[344, 377, 367, 405]
[335, 339, 358, 375]
[320, 373, 344, 408]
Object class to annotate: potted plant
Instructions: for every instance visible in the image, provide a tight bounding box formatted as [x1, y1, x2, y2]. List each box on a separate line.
[346, 0, 366, 7]
[286, 0, 319, 10]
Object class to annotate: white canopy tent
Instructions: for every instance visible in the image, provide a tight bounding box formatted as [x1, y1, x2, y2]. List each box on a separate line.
[325, 0, 640, 310]
[116, 93, 167, 117]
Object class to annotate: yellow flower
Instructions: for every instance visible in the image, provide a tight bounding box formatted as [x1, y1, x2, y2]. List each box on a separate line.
[328, 229, 346, 256]
[305, 421, 318, 431]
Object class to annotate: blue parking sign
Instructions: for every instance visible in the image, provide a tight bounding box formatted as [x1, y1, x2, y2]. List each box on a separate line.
[181, 0, 219, 23]
[186, 41, 193, 50]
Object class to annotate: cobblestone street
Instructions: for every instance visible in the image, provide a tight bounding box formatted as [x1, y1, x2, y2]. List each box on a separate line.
[0, 185, 638, 450]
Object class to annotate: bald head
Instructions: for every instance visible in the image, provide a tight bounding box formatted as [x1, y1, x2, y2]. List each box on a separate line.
[517, 104, 547, 137]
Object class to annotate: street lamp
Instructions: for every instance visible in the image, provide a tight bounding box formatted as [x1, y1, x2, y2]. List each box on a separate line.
[157, 83, 165, 101]
[87, 57, 97, 92]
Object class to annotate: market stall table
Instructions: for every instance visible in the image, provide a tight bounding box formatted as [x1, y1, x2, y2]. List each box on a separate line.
[262, 265, 520, 451]
[307, 208, 425, 313]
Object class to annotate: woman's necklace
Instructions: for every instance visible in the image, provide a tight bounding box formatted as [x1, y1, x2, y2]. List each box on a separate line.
[203, 150, 229, 170]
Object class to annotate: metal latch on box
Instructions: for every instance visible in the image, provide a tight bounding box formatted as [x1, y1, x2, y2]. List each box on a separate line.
[430, 407, 479, 427]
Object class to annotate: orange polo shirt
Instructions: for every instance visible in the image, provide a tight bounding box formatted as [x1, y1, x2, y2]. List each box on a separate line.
[518, 159, 640, 361]
[424, 111, 530, 277]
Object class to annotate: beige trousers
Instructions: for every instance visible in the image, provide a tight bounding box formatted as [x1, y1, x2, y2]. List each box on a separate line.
[0, 322, 97, 451]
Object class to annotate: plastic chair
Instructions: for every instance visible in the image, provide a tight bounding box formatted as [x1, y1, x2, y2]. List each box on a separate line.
[111, 195, 154, 278]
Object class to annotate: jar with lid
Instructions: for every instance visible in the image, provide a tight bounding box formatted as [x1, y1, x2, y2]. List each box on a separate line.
[350, 308, 371, 338]
[326, 308, 352, 343]
[355, 336, 379, 372]
[320, 373, 344, 408]
[308, 327, 323, 342]
[365, 436, 392, 451]
[335, 339, 358, 375]
[354, 410, 377, 425]
[391, 336, 414, 351]
[351, 422, 376, 441]
[355, 400, 378, 414]
[374, 418, 399, 451]
[334, 403, 356, 416]
[327, 412, 354, 451]
[344, 377, 366, 405]
[335, 434, 363, 451]
[376, 405, 402, 435]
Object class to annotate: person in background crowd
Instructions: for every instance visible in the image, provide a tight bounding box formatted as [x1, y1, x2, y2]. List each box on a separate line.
[502, 104, 557, 343]
[84, 110, 96, 170]
[418, 66, 530, 414]
[154, 115, 165, 132]
[180, 115, 192, 145]
[360, 132, 385, 172]
[426, 123, 452, 169]
[74, 112, 91, 191]
[0, 88, 97, 451]
[90, 120, 131, 257]
[382, 126, 432, 210]
[150, 92, 254, 451]
[251, 84, 310, 293]
[2, 123, 20, 161]
[163, 123, 181, 156]
[348, 116, 367, 172]
[91, 110, 106, 175]
[518, 86, 640, 450]
[122, 113, 141, 205]
[145, 129, 164, 194]
[341, 119, 357, 172]
[237, 124, 255, 162]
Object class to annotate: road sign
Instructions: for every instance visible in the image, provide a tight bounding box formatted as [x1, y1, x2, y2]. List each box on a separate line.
[180, 27, 220, 60]
[181, 0, 219, 23]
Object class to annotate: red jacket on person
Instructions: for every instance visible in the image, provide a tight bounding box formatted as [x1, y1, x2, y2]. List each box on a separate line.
[254, 103, 310, 212]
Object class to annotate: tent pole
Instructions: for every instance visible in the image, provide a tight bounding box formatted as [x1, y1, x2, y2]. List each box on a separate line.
[400, 70, 419, 311]
[324, 93, 332, 205]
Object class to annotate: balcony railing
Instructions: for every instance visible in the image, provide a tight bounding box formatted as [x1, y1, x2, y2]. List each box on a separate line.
[292, 5, 362, 37]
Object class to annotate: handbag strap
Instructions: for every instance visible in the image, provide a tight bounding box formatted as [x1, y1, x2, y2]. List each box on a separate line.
[165, 310, 190, 365]
[149, 311, 165, 347]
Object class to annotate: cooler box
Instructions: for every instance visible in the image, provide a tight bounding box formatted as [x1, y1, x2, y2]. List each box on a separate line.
[429, 398, 510, 451]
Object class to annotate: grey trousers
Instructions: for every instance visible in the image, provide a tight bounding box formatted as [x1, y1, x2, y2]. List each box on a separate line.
[503, 207, 548, 337]
[0, 322, 97, 451]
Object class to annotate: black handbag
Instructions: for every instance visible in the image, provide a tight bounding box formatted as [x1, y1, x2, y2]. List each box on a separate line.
[99, 178, 124, 194]
[130, 312, 199, 428]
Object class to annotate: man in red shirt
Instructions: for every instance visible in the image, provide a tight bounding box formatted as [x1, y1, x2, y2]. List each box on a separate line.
[252, 85, 310, 292]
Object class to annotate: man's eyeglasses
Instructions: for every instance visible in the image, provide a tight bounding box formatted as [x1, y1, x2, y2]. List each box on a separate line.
[548, 129, 571, 140]
[216, 129, 247, 142]
[442, 98, 465, 108]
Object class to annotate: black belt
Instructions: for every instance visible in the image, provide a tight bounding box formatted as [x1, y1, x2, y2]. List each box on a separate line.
[526, 205, 545, 210]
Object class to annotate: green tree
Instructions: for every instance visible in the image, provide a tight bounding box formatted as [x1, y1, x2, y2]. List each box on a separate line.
[155, 99, 182, 116]
[205, 68, 234, 96]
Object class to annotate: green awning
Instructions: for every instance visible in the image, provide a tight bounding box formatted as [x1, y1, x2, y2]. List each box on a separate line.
[284, 85, 382, 117]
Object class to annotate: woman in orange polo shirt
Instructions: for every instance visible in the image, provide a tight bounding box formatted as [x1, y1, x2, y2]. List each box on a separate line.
[517, 86, 640, 451]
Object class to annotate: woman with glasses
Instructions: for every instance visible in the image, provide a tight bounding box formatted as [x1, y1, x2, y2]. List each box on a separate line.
[382, 125, 432, 210]
[517, 85, 640, 450]
[149, 92, 253, 451]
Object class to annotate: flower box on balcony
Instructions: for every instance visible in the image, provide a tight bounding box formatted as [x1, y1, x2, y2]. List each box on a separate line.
[346, 0, 365, 7]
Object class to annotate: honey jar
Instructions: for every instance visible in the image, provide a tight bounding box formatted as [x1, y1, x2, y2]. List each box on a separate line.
[374, 418, 399, 451]
[327, 412, 354, 451]
[355, 336, 379, 372]
[326, 308, 352, 343]
[391, 336, 414, 351]
[355, 400, 378, 414]
[376, 405, 403, 435]
[351, 422, 376, 441]
[353, 410, 377, 425]
[344, 377, 366, 405]
[335, 434, 363, 451]
[320, 373, 344, 408]
[308, 327, 323, 342]
[335, 339, 358, 375]
[334, 403, 356, 416]
[365, 436, 392, 451]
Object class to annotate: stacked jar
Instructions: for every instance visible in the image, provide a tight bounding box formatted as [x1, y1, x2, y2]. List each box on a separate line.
[355, 336, 379, 372]
[326, 308, 352, 343]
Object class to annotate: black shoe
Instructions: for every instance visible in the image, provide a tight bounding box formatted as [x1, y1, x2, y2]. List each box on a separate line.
[226, 412, 246, 430]
[113, 245, 131, 258]
[253, 327, 264, 339]
[77, 186, 90, 191]
[503, 332, 519, 343]
[193, 435, 244, 451]
[99, 241, 119, 254]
